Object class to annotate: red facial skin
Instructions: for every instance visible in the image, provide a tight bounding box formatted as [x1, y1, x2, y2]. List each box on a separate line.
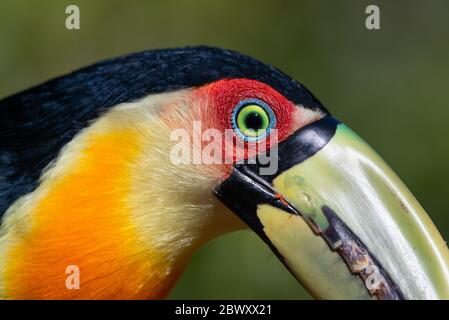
[194, 79, 297, 162]
[161, 78, 315, 180]
[203, 79, 297, 141]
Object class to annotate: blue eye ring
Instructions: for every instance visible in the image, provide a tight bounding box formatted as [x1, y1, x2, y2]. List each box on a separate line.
[231, 98, 277, 142]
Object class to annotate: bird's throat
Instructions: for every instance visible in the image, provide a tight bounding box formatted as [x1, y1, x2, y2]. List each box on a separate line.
[0, 98, 243, 299]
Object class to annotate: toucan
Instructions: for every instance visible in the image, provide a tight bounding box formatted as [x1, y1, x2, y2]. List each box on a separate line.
[0, 46, 448, 300]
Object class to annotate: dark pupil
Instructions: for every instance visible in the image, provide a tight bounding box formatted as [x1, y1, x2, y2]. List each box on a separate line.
[245, 112, 263, 130]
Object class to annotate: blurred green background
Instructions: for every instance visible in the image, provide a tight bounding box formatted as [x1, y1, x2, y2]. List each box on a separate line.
[1, 0, 448, 299]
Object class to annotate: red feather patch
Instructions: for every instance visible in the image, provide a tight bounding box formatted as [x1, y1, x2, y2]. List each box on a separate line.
[194, 79, 296, 162]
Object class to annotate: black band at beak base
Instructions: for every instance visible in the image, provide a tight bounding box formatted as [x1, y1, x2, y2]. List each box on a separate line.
[214, 116, 339, 246]
[214, 116, 406, 300]
[240, 115, 340, 183]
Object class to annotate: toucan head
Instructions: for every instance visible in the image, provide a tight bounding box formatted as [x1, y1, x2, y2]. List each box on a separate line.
[1, 46, 448, 299]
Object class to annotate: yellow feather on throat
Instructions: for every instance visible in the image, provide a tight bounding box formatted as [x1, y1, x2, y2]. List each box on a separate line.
[0, 90, 245, 299]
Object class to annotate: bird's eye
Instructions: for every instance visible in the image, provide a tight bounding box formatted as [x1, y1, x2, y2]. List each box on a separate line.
[231, 99, 276, 141]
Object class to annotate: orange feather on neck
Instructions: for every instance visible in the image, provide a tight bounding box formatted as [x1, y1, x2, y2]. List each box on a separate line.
[3, 130, 181, 299]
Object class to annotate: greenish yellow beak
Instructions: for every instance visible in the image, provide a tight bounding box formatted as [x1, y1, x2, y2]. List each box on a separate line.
[215, 116, 449, 300]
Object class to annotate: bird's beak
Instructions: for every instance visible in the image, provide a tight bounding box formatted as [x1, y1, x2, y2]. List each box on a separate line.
[214, 116, 449, 300]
